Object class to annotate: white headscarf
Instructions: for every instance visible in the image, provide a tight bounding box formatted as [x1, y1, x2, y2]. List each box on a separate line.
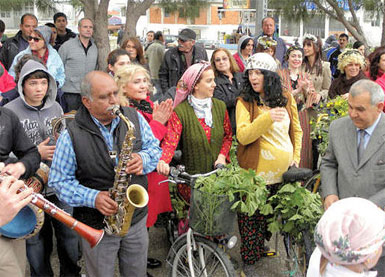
[188, 94, 213, 128]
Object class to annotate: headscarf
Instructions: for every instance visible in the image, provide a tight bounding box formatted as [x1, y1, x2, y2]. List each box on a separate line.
[173, 61, 211, 108]
[314, 197, 385, 266]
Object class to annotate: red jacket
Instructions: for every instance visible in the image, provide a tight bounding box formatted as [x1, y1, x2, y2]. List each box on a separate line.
[0, 62, 16, 93]
[233, 52, 245, 72]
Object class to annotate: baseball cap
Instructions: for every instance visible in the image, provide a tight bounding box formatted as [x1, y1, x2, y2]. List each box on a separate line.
[178, 28, 196, 41]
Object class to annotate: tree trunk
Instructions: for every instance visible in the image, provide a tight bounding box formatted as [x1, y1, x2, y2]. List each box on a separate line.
[121, 0, 155, 44]
[80, 0, 110, 70]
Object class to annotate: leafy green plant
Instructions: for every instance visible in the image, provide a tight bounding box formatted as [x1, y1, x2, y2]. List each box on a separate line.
[192, 141, 272, 234]
[310, 96, 348, 155]
[267, 182, 323, 243]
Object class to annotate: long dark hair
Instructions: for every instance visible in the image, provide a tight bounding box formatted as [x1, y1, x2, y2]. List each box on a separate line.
[241, 69, 287, 108]
[369, 46, 385, 80]
[121, 37, 146, 65]
[303, 37, 323, 76]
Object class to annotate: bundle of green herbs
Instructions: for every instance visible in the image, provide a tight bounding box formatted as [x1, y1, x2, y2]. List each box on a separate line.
[192, 142, 271, 234]
[267, 182, 323, 244]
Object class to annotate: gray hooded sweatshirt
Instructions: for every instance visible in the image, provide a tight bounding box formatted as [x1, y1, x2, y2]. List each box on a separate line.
[5, 60, 63, 150]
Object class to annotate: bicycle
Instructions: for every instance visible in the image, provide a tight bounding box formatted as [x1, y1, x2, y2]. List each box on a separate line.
[276, 166, 322, 277]
[161, 165, 237, 277]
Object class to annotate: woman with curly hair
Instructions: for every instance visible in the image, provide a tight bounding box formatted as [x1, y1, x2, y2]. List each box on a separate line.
[121, 37, 147, 66]
[328, 49, 368, 99]
[236, 53, 302, 274]
[211, 47, 243, 134]
[368, 46, 385, 99]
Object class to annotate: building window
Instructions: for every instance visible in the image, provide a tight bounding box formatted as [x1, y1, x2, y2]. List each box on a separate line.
[303, 15, 325, 38]
[164, 8, 170, 17]
[280, 15, 300, 37]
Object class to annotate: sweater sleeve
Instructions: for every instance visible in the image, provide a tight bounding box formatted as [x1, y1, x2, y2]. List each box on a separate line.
[236, 100, 274, 146]
[219, 110, 233, 158]
[160, 112, 182, 164]
[8, 109, 41, 178]
[319, 62, 332, 99]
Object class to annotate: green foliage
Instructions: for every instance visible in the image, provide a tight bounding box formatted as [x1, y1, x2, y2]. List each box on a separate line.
[310, 96, 348, 156]
[194, 141, 271, 217]
[267, 182, 323, 244]
[158, 0, 208, 20]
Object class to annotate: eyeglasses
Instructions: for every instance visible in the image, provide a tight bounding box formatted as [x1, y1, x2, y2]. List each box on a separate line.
[214, 57, 229, 63]
[28, 36, 43, 42]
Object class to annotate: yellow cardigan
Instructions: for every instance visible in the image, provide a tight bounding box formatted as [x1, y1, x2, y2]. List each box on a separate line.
[236, 93, 302, 184]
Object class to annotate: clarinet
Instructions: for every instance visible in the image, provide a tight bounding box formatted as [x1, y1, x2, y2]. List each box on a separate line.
[2, 176, 104, 248]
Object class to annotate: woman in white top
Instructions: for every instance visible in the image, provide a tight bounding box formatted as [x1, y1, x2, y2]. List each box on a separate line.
[307, 197, 385, 276]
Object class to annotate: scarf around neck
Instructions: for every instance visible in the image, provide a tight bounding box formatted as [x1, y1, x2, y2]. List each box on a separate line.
[188, 94, 213, 127]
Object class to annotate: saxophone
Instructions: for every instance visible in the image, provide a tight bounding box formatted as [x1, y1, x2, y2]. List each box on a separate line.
[103, 105, 149, 236]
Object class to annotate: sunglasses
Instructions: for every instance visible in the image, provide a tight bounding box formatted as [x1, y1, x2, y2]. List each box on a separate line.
[28, 36, 43, 42]
[214, 57, 229, 63]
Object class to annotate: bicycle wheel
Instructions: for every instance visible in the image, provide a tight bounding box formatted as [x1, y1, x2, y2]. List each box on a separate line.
[167, 235, 235, 277]
[303, 171, 321, 194]
[283, 232, 312, 277]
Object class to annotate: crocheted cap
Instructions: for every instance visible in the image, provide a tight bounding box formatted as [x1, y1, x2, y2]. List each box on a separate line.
[245, 53, 277, 72]
[337, 48, 365, 73]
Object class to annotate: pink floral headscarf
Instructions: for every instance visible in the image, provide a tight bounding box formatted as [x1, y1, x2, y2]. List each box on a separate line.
[314, 197, 385, 265]
[173, 61, 211, 108]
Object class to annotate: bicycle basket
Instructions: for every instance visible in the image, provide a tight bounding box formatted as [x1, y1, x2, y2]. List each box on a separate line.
[189, 188, 236, 236]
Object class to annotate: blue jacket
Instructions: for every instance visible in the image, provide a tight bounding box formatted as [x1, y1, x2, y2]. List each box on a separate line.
[9, 44, 65, 88]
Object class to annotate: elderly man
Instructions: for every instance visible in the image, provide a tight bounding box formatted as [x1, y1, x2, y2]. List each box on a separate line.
[253, 17, 287, 64]
[158, 28, 208, 94]
[48, 71, 161, 277]
[321, 79, 385, 275]
[59, 18, 98, 112]
[0, 13, 38, 70]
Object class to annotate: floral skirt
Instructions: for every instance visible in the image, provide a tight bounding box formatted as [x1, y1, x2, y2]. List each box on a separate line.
[237, 183, 281, 264]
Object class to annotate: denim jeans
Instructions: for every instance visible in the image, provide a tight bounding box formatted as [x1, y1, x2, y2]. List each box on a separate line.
[26, 195, 81, 277]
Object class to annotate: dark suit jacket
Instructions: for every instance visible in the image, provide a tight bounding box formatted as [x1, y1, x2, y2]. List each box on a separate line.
[321, 113, 385, 207]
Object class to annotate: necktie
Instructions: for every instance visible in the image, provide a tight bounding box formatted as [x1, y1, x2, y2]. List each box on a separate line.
[357, 129, 366, 163]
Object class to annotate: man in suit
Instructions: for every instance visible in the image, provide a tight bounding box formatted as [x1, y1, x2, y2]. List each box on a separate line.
[321, 79, 385, 274]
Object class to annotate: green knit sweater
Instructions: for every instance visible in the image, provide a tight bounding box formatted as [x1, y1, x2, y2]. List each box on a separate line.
[175, 98, 226, 174]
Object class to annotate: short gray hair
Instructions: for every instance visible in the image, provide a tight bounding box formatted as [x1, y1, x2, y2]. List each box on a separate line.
[80, 72, 94, 100]
[78, 17, 93, 28]
[349, 79, 384, 105]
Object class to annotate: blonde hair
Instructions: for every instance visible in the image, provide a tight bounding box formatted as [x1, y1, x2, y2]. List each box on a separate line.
[114, 64, 152, 107]
[338, 49, 365, 74]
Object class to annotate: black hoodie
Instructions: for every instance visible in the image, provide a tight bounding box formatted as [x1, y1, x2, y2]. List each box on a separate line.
[0, 107, 40, 178]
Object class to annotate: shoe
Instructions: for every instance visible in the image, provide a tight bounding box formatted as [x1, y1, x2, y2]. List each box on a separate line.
[147, 257, 162, 269]
[147, 273, 153, 277]
[262, 245, 277, 257]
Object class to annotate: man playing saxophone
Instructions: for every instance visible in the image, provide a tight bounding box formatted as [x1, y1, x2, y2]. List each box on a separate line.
[48, 71, 162, 277]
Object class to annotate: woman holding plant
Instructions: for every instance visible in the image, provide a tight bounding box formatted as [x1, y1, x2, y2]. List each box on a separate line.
[236, 53, 302, 275]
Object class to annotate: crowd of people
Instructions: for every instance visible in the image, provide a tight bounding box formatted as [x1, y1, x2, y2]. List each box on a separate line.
[1, 11, 385, 277]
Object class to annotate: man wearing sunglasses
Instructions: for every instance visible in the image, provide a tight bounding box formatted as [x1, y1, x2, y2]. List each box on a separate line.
[159, 28, 208, 95]
[0, 13, 38, 70]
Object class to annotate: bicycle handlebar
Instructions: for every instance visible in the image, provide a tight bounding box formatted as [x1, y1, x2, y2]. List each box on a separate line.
[165, 164, 224, 186]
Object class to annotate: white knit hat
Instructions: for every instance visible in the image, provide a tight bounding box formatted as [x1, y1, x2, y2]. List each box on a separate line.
[245, 53, 277, 73]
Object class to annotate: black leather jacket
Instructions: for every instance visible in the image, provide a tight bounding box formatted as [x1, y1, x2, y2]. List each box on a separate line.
[158, 45, 208, 93]
[0, 31, 25, 70]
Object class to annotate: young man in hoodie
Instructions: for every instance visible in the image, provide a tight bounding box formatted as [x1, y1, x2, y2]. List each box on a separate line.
[4, 60, 81, 277]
